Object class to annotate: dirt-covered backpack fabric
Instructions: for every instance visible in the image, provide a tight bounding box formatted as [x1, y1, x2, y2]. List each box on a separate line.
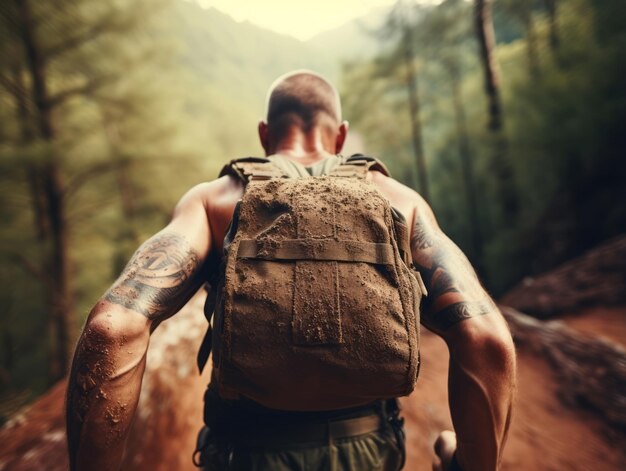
[197, 154, 426, 411]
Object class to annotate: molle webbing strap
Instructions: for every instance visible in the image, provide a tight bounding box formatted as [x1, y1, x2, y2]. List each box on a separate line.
[197, 306, 213, 373]
[197, 288, 216, 373]
[219, 157, 286, 184]
[393, 218, 412, 266]
[197, 255, 221, 374]
[237, 238, 395, 265]
[328, 160, 369, 179]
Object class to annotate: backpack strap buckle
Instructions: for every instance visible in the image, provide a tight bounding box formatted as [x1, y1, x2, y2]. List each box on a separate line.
[219, 157, 286, 185]
[329, 154, 391, 179]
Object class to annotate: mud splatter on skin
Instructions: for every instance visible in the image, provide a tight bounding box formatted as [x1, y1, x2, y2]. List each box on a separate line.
[66, 313, 146, 469]
[68, 326, 116, 425]
[105, 402, 128, 427]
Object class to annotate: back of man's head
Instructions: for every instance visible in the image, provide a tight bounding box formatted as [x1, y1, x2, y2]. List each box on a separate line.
[265, 70, 342, 141]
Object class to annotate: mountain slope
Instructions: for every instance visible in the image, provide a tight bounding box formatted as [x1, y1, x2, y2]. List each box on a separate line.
[172, 2, 334, 105]
[307, 5, 392, 65]
[156, 1, 342, 164]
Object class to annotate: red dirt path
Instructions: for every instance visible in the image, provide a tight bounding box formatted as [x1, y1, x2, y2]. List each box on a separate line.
[403, 328, 626, 470]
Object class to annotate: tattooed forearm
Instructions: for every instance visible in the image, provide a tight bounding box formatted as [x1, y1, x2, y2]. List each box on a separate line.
[429, 268, 459, 298]
[422, 300, 494, 331]
[411, 219, 435, 251]
[105, 233, 202, 320]
[411, 211, 495, 331]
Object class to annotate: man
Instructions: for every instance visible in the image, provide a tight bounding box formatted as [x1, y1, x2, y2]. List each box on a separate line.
[66, 70, 515, 471]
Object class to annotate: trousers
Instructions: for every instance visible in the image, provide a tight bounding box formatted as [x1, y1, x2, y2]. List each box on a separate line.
[201, 427, 403, 471]
[196, 386, 405, 471]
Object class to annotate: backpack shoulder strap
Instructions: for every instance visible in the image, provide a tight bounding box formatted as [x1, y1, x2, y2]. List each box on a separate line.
[197, 251, 222, 374]
[329, 154, 391, 179]
[219, 157, 286, 184]
[346, 154, 392, 176]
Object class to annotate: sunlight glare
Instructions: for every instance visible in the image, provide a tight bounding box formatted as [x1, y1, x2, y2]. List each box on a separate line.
[193, 0, 406, 41]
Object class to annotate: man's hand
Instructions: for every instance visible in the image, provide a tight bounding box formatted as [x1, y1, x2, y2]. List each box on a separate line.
[433, 431, 458, 471]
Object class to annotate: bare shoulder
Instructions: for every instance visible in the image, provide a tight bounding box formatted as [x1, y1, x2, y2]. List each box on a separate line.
[368, 170, 423, 225]
[182, 175, 243, 252]
[369, 170, 419, 198]
[175, 175, 243, 213]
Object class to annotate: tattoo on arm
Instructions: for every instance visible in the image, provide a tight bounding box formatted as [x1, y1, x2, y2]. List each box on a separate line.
[411, 213, 494, 332]
[105, 233, 202, 320]
[431, 300, 495, 331]
[411, 219, 435, 250]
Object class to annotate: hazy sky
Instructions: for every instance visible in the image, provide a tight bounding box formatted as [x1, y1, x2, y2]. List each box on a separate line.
[194, 0, 399, 41]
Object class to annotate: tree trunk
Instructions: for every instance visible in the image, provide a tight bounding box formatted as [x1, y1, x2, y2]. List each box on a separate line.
[2, 330, 13, 381]
[11, 61, 50, 241]
[403, 26, 430, 202]
[545, 0, 559, 51]
[473, 0, 519, 223]
[15, 0, 75, 382]
[474, 0, 503, 132]
[0, 300, 14, 385]
[44, 168, 73, 380]
[102, 116, 138, 232]
[522, 7, 541, 78]
[449, 65, 483, 262]
[101, 110, 141, 274]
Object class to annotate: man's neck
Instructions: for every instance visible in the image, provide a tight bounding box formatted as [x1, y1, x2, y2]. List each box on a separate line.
[270, 127, 336, 166]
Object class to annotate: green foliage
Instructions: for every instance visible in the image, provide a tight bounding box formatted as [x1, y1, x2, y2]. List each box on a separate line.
[0, 0, 338, 408]
[341, 0, 626, 293]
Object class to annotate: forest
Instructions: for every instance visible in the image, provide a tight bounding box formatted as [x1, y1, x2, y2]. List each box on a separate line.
[0, 0, 625, 430]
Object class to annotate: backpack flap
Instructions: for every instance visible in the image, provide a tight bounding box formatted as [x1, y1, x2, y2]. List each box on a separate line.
[211, 174, 421, 411]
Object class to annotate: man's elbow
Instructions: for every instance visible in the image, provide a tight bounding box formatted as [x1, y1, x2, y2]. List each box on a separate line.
[78, 300, 151, 353]
[445, 311, 516, 375]
[471, 327, 516, 376]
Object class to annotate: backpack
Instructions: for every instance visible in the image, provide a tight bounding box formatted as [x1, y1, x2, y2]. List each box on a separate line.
[197, 154, 426, 411]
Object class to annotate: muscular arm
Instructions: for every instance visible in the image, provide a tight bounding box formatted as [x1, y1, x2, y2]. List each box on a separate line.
[411, 198, 516, 471]
[66, 185, 212, 470]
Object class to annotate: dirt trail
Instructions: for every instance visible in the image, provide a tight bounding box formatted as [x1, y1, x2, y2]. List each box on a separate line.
[1, 296, 625, 470]
[501, 235, 626, 318]
[559, 306, 626, 347]
[402, 329, 626, 470]
[0, 292, 211, 471]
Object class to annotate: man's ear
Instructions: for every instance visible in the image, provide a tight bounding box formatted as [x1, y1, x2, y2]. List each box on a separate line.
[258, 120, 270, 155]
[335, 120, 349, 154]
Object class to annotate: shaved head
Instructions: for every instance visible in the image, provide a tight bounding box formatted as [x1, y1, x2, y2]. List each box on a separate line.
[264, 70, 342, 140]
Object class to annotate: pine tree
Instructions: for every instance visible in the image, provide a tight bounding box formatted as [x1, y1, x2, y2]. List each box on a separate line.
[0, 0, 176, 383]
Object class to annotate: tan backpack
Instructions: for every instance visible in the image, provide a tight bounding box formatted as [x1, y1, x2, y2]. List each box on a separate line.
[197, 154, 426, 411]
